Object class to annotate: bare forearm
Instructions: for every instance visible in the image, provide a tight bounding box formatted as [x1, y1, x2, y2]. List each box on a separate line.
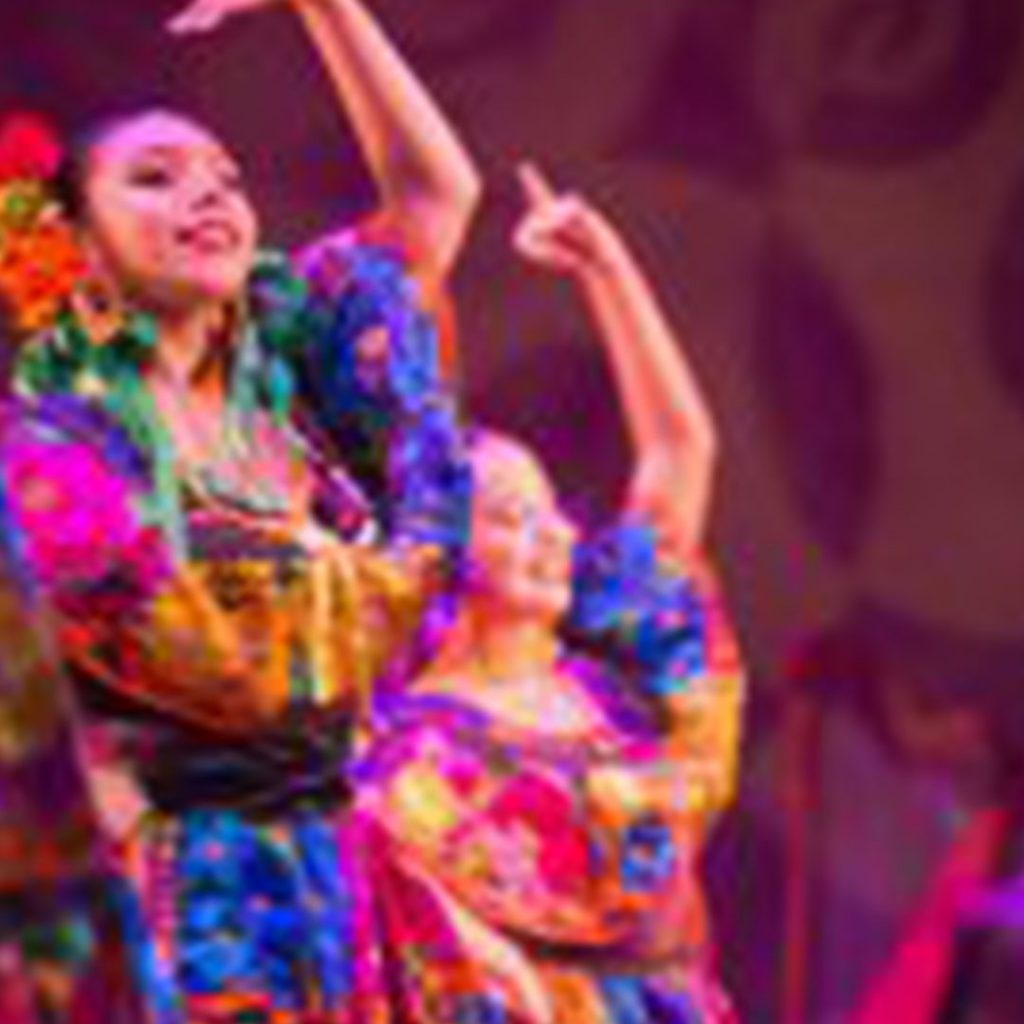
[511, 164, 717, 548]
[290, 0, 481, 275]
[579, 238, 714, 453]
[577, 237, 717, 533]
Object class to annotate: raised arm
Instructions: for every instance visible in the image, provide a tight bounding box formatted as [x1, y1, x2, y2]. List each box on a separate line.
[514, 164, 716, 558]
[169, 0, 482, 281]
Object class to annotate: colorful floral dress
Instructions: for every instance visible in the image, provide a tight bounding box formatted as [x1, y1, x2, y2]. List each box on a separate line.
[354, 520, 745, 1023]
[0, 226, 470, 1022]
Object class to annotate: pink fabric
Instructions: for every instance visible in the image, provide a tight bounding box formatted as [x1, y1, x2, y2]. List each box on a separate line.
[851, 808, 1011, 1024]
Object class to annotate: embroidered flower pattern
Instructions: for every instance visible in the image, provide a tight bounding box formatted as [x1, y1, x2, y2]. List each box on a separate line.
[2, 431, 170, 602]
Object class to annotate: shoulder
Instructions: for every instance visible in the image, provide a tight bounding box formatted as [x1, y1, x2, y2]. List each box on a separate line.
[291, 217, 421, 308]
[570, 517, 704, 622]
[246, 221, 436, 376]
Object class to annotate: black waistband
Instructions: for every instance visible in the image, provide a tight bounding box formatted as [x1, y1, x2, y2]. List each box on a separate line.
[147, 705, 353, 819]
[84, 690, 357, 820]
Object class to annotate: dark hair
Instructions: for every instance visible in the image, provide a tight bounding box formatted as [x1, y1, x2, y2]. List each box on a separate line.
[51, 134, 95, 222]
[51, 106, 203, 223]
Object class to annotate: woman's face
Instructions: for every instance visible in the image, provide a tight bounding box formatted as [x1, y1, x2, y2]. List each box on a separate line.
[468, 436, 579, 624]
[80, 111, 259, 312]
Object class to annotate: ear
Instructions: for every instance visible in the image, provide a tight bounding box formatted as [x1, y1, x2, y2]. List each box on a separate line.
[70, 235, 127, 343]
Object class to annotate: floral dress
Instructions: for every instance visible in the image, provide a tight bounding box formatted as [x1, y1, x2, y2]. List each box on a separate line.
[0, 225, 469, 1022]
[354, 520, 745, 1023]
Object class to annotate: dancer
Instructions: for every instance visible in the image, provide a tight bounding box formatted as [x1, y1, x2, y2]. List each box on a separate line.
[0, 0, 478, 1018]
[354, 165, 745, 1023]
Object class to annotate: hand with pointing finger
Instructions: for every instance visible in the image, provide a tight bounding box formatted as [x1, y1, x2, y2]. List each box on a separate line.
[512, 162, 627, 277]
[166, 0, 285, 36]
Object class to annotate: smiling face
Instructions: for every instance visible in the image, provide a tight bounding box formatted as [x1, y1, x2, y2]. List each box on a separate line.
[77, 110, 259, 313]
[468, 433, 579, 625]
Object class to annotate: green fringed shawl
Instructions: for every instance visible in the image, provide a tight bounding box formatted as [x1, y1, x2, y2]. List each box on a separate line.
[12, 251, 316, 562]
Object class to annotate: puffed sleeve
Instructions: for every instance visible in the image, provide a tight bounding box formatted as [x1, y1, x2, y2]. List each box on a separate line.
[565, 518, 745, 815]
[273, 220, 470, 559]
[0, 400, 287, 736]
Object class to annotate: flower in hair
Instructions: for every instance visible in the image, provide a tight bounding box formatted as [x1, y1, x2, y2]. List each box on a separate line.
[0, 112, 85, 334]
[0, 113, 63, 183]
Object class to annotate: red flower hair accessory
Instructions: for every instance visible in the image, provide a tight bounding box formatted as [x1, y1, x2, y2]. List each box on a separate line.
[0, 113, 64, 182]
[0, 112, 86, 334]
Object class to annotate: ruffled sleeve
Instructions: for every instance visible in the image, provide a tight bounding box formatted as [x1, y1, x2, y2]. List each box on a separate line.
[565, 518, 745, 815]
[288, 222, 470, 560]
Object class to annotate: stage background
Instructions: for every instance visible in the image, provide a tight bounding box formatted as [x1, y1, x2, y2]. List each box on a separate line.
[4, 1, 1024, 1019]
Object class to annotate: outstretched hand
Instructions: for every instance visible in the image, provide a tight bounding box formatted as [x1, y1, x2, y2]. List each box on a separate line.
[167, 0, 284, 35]
[512, 162, 625, 276]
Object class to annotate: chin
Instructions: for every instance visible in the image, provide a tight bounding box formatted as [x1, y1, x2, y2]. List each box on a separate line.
[192, 265, 252, 301]
[511, 587, 573, 625]
[153, 273, 248, 309]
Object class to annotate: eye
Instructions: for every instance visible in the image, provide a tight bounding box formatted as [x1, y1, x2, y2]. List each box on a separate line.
[217, 166, 245, 191]
[492, 507, 523, 525]
[480, 499, 528, 527]
[128, 164, 175, 188]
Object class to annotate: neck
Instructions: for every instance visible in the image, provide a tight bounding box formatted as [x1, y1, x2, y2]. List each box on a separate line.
[433, 599, 560, 683]
[148, 303, 232, 393]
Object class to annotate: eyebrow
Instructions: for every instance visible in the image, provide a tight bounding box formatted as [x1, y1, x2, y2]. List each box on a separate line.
[125, 144, 236, 166]
[482, 488, 556, 512]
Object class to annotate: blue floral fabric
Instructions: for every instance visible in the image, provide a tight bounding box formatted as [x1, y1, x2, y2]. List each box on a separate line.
[176, 811, 356, 1011]
[294, 232, 470, 557]
[566, 520, 711, 699]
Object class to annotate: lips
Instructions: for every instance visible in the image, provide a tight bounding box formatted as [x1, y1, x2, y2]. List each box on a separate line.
[176, 218, 242, 254]
[530, 556, 572, 585]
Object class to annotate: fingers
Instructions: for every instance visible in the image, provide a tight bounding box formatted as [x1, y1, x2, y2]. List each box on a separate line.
[516, 163, 592, 231]
[513, 213, 589, 273]
[512, 163, 602, 272]
[516, 161, 559, 211]
[511, 219, 541, 260]
[166, 1, 226, 36]
[520, 194, 588, 243]
[512, 212, 557, 264]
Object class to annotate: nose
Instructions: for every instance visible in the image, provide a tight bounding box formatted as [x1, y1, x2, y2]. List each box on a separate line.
[533, 512, 578, 555]
[186, 166, 231, 211]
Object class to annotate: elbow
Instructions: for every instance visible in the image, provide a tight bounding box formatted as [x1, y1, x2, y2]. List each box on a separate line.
[413, 147, 484, 234]
[650, 414, 719, 485]
[670, 407, 718, 466]
[437, 165, 484, 254]
[697, 411, 719, 460]
[401, 136, 483, 215]
[451, 161, 484, 222]
[689, 424, 719, 477]
[397, 172, 483, 280]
